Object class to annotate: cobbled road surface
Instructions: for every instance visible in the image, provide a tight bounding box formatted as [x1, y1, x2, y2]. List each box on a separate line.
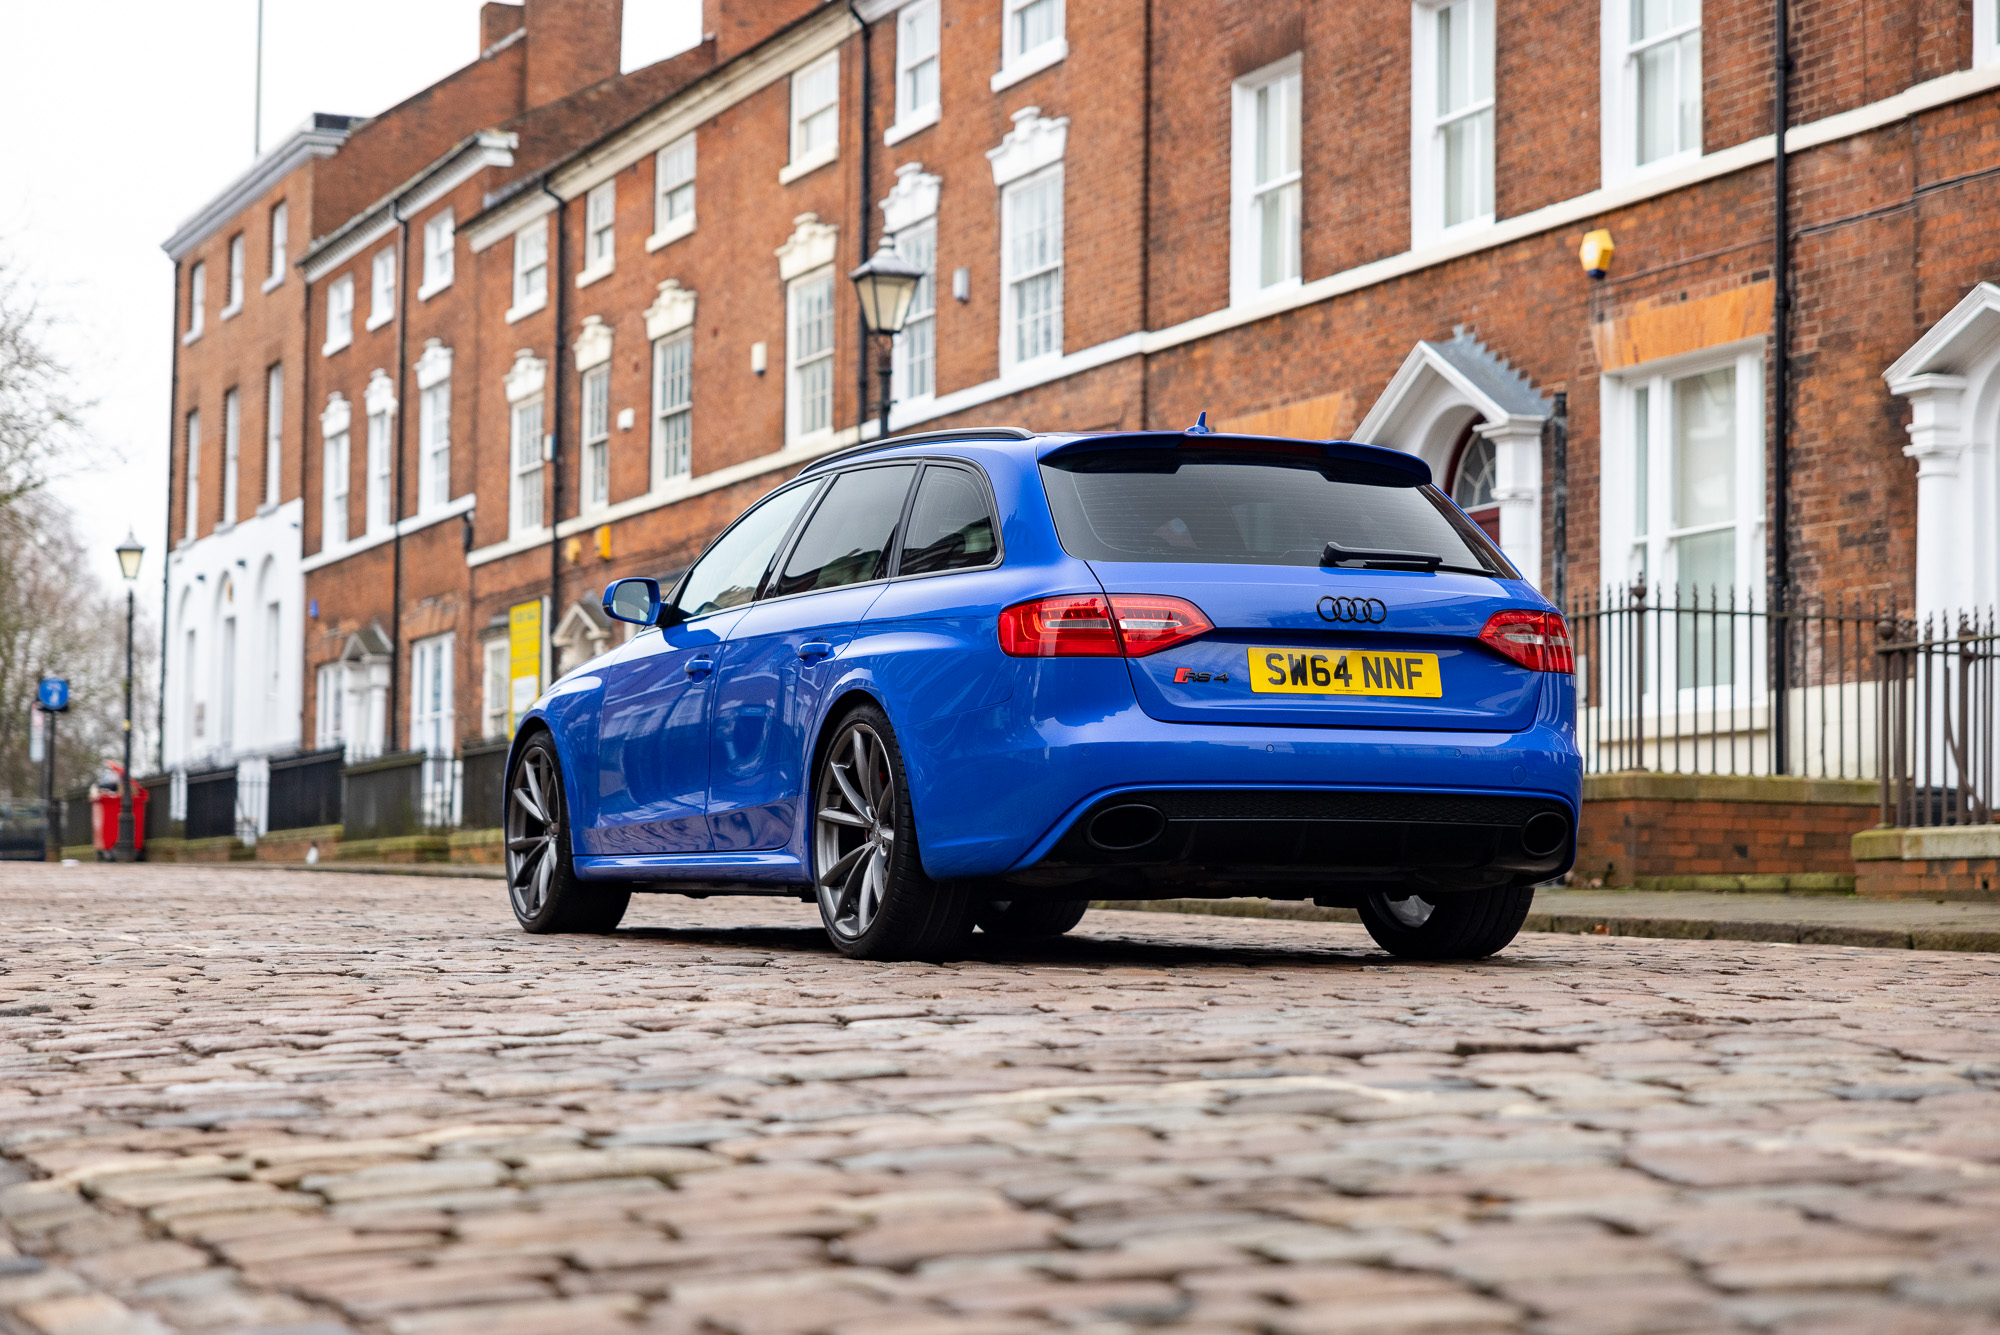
[3, 865, 1999, 1335]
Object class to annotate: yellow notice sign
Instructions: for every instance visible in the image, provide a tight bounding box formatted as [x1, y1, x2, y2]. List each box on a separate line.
[507, 600, 543, 735]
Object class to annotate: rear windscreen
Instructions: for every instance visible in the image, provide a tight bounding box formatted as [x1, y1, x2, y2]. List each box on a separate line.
[1040, 449, 1516, 574]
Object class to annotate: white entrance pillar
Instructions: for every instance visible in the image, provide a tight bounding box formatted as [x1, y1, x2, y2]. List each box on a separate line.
[1479, 418, 1544, 590]
[1890, 372, 1968, 617]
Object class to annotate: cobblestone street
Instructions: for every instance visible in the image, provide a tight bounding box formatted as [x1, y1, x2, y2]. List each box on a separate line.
[3, 864, 2000, 1335]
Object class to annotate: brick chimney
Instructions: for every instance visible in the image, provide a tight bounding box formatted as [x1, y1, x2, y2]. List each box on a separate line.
[480, 2, 524, 53]
[524, 0, 624, 109]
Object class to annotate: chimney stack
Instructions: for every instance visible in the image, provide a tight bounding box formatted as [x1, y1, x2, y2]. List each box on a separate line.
[480, 2, 524, 54]
[524, 0, 624, 108]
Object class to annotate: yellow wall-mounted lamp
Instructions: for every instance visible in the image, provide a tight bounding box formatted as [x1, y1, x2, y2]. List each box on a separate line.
[1579, 229, 1615, 280]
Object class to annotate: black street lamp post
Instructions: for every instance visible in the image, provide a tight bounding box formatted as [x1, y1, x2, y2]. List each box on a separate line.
[848, 239, 925, 439]
[115, 531, 145, 862]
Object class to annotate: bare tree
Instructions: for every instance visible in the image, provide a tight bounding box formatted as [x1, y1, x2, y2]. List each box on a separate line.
[0, 254, 93, 508]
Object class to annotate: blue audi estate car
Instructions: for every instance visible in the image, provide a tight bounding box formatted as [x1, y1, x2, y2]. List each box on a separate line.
[504, 423, 1580, 961]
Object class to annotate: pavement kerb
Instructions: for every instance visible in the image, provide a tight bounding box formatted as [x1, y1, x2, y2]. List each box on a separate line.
[143, 860, 2000, 951]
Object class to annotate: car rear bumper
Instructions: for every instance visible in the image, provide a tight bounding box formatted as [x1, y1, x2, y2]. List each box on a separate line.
[905, 664, 1580, 886]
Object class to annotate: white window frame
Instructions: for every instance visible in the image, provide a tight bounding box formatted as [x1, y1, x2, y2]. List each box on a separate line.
[323, 274, 354, 355]
[366, 247, 396, 331]
[993, 0, 1066, 92]
[891, 220, 937, 404]
[264, 201, 288, 292]
[650, 134, 697, 249]
[481, 639, 510, 739]
[263, 363, 283, 509]
[418, 378, 451, 515]
[1230, 55, 1304, 305]
[365, 406, 392, 536]
[222, 234, 245, 318]
[217, 615, 237, 753]
[221, 387, 241, 528]
[782, 52, 841, 184]
[786, 266, 837, 447]
[1978, 0, 2000, 68]
[581, 363, 612, 512]
[1411, 0, 1494, 247]
[323, 425, 349, 548]
[1001, 164, 1064, 373]
[263, 599, 283, 737]
[1601, 340, 1765, 602]
[510, 398, 547, 536]
[888, 0, 941, 145]
[580, 181, 616, 285]
[183, 409, 200, 542]
[507, 220, 550, 323]
[652, 329, 693, 483]
[184, 262, 205, 344]
[315, 661, 346, 750]
[411, 632, 455, 757]
[420, 209, 455, 299]
[1602, 0, 1702, 186]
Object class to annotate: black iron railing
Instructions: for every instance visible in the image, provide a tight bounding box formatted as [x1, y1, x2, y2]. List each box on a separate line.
[1877, 612, 2000, 829]
[1568, 586, 1890, 779]
[269, 748, 344, 832]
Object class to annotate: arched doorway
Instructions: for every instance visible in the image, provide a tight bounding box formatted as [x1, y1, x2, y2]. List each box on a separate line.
[1444, 422, 1502, 543]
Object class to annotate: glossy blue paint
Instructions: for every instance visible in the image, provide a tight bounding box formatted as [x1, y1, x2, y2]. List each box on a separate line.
[513, 430, 1582, 894]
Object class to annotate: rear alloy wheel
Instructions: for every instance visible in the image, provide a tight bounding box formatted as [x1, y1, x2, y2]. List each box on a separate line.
[506, 735, 630, 934]
[976, 898, 1089, 940]
[1356, 886, 1533, 960]
[812, 704, 975, 960]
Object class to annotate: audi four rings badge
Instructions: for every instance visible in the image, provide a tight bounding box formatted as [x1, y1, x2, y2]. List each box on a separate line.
[1317, 596, 1388, 624]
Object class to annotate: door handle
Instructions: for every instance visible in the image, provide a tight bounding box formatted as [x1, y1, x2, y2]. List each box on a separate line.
[797, 641, 834, 663]
[685, 657, 715, 679]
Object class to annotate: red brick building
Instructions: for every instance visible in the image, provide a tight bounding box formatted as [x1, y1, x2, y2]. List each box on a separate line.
[165, 0, 2000, 833]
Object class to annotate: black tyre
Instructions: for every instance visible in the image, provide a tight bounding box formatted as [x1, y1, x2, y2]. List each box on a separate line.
[506, 734, 630, 934]
[811, 704, 975, 960]
[976, 898, 1088, 940]
[1356, 886, 1532, 960]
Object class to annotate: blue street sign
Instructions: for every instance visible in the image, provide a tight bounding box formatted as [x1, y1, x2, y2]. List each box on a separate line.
[37, 678, 69, 712]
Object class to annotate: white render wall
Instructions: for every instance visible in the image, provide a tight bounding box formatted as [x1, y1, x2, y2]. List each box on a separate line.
[162, 498, 305, 772]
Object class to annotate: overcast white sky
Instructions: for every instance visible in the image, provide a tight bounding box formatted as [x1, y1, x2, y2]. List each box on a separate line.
[0, 0, 698, 594]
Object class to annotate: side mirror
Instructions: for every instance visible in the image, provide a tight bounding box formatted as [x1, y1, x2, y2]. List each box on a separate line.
[603, 577, 662, 626]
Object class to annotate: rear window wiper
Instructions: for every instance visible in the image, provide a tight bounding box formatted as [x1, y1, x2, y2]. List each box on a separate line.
[1321, 540, 1441, 571]
[1319, 541, 1497, 578]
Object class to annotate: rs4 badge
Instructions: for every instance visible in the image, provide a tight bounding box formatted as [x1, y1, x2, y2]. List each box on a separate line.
[1172, 667, 1230, 684]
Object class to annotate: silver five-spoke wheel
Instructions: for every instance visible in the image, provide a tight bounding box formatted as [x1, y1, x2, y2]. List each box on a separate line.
[507, 746, 561, 922]
[814, 721, 896, 941]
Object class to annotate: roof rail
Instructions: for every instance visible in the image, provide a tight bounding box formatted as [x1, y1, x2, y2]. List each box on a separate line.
[798, 426, 1037, 474]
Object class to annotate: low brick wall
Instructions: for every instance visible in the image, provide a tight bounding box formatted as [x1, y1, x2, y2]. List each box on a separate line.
[256, 826, 343, 863]
[1853, 827, 2000, 901]
[335, 834, 451, 864]
[1576, 773, 1878, 890]
[449, 828, 505, 865]
[145, 835, 250, 863]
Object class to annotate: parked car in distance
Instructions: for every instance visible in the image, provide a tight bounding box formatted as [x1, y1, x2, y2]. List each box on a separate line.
[503, 424, 1580, 960]
[0, 800, 48, 861]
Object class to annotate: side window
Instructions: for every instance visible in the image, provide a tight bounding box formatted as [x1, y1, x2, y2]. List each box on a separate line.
[899, 466, 998, 575]
[772, 465, 918, 598]
[674, 483, 819, 620]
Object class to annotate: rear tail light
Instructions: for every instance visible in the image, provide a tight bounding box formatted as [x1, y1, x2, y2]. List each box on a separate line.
[1478, 609, 1574, 673]
[999, 594, 1213, 658]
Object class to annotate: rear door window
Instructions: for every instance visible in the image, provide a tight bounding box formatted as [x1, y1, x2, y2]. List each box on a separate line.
[770, 464, 918, 598]
[897, 465, 999, 575]
[1040, 447, 1512, 575]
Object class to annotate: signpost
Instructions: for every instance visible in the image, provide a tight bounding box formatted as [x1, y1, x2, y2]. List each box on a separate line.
[36, 677, 68, 861]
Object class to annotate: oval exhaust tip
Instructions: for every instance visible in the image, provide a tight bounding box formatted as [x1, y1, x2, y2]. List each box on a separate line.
[1522, 811, 1571, 858]
[1087, 804, 1167, 852]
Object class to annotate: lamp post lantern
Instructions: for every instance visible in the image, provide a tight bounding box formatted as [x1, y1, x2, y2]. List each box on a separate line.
[848, 239, 924, 438]
[114, 531, 144, 862]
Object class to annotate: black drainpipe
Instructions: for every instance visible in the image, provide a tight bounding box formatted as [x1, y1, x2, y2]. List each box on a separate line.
[159, 261, 182, 774]
[1770, 0, 1793, 770]
[847, 0, 873, 437]
[388, 202, 412, 750]
[541, 182, 568, 673]
[1137, 0, 1152, 430]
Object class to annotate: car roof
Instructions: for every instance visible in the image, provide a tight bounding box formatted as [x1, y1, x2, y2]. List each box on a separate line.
[797, 425, 1434, 487]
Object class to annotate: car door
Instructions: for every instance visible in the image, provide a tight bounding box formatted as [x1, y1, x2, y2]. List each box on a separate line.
[706, 463, 918, 852]
[587, 480, 820, 856]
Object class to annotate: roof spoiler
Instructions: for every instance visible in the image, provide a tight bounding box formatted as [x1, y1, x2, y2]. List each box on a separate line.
[1037, 431, 1433, 487]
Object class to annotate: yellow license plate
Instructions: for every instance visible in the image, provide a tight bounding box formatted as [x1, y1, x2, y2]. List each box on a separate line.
[1250, 647, 1443, 697]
